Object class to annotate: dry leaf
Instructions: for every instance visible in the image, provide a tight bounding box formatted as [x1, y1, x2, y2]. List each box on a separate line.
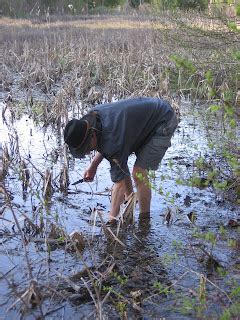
[130, 290, 142, 300]
[187, 211, 197, 224]
[49, 223, 66, 239]
[227, 219, 239, 227]
[8, 280, 42, 310]
[120, 192, 137, 226]
[163, 207, 173, 225]
[69, 231, 85, 251]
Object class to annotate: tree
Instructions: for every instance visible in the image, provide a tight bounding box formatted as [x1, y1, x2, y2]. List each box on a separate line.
[177, 0, 208, 10]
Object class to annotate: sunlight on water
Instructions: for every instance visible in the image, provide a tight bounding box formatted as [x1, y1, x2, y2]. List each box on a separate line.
[0, 101, 239, 319]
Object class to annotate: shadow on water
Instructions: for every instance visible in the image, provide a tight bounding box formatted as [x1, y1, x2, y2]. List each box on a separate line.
[0, 101, 239, 319]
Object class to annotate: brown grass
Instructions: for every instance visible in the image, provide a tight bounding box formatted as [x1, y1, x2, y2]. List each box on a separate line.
[1, 13, 238, 121]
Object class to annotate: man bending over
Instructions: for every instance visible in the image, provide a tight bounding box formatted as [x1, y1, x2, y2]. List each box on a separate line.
[64, 97, 178, 223]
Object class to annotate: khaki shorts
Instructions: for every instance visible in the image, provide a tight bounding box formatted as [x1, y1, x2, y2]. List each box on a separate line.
[110, 113, 178, 182]
[134, 113, 178, 171]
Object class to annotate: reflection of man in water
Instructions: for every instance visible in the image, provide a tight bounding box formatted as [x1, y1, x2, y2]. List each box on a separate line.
[138, 212, 151, 237]
[64, 97, 178, 223]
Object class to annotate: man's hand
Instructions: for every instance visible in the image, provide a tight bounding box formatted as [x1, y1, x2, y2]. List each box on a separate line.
[83, 152, 104, 182]
[84, 165, 97, 182]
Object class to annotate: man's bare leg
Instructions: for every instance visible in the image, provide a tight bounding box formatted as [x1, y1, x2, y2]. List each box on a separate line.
[132, 166, 151, 214]
[109, 176, 133, 221]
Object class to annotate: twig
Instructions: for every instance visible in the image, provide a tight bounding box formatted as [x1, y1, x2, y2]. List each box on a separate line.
[57, 273, 81, 292]
[43, 305, 65, 317]
[81, 277, 97, 308]
[97, 210, 126, 247]
[2, 186, 33, 279]
[0, 265, 17, 280]
[68, 189, 110, 196]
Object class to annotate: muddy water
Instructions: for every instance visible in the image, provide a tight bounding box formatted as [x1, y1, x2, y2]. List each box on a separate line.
[0, 101, 239, 319]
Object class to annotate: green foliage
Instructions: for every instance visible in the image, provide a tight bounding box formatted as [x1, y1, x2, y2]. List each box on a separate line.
[208, 105, 221, 113]
[103, 285, 124, 299]
[230, 286, 240, 299]
[212, 180, 228, 190]
[57, 236, 65, 242]
[204, 70, 217, 98]
[205, 70, 213, 84]
[130, 0, 140, 8]
[223, 151, 240, 174]
[195, 157, 207, 170]
[189, 175, 208, 188]
[104, 0, 126, 8]
[177, 0, 208, 10]
[229, 118, 236, 128]
[172, 239, 183, 249]
[227, 238, 237, 248]
[152, 0, 208, 10]
[237, 4, 240, 16]
[187, 67, 240, 199]
[168, 159, 174, 169]
[175, 178, 185, 185]
[111, 272, 128, 285]
[219, 226, 227, 238]
[220, 303, 240, 320]
[193, 230, 217, 245]
[161, 252, 178, 266]
[204, 231, 217, 245]
[227, 22, 239, 32]
[170, 54, 196, 73]
[169, 54, 197, 92]
[153, 281, 175, 295]
[1, 0, 238, 17]
[102, 271, 129, 317]
[232, 50, 240, 60]
[116, 301, 127, 315]
[207, 170, 217, 182]
[216, 266, 228, 277]
[179, 297, 195, 315]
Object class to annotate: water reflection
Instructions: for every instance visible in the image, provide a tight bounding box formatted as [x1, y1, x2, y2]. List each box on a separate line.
[1, 101, 240, 319]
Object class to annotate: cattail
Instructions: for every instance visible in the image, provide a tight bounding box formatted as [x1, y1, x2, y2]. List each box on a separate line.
[43, 168, 53, 198]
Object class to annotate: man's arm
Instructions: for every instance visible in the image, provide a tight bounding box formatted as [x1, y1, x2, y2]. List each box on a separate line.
[84, 152, 104, 181]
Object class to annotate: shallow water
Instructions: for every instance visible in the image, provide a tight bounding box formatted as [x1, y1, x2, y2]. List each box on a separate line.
[0, 100, 239, 319]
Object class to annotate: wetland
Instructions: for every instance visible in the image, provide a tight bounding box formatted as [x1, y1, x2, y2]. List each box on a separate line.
[0, 13, 239, 319]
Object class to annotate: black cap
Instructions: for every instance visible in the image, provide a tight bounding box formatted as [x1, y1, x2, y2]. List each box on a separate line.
[64, 113, 97, 158]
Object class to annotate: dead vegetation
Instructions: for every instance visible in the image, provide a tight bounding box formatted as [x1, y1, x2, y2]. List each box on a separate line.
[0, 181, 143, 318]
[0, 12, 239, 319]
[1, 12, 239, 116]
